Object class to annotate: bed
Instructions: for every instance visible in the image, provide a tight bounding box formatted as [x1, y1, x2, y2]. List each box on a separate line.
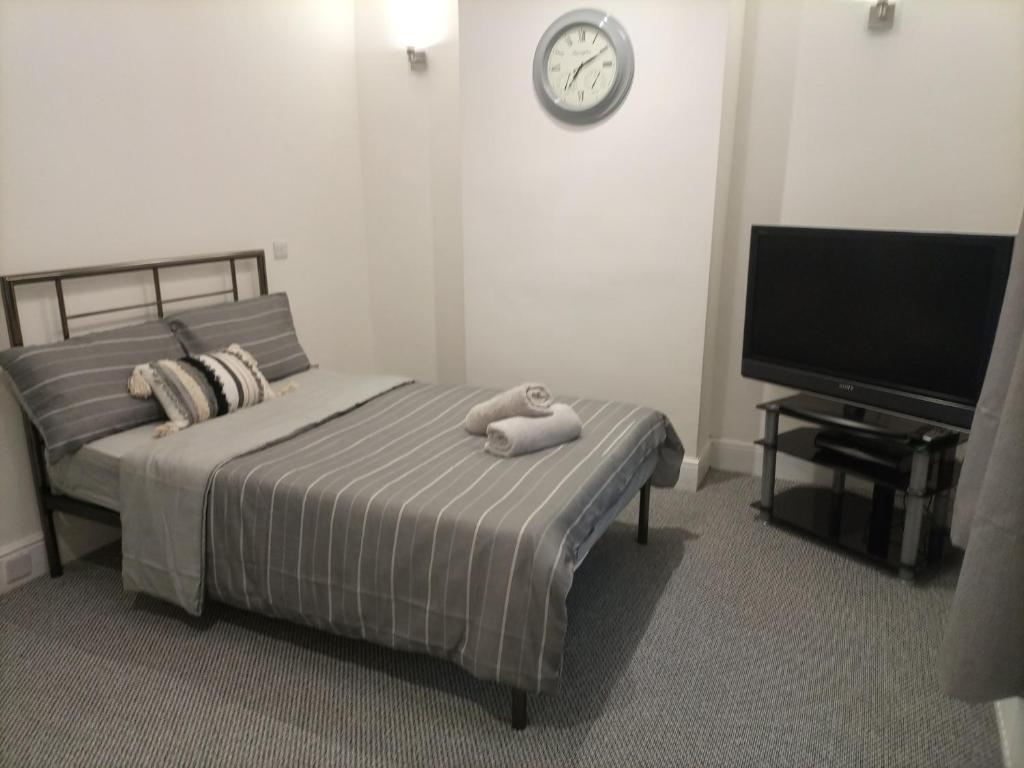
[0, 251, 684, 730]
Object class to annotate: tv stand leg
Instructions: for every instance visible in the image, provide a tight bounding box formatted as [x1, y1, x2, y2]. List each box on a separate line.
[933, 445, 958, 531]
[828, 470, 846, 538]
[899, 449, 931, 580]
[759, 407, 780, 519]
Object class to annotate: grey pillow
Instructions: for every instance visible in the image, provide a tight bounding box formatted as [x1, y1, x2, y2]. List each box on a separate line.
[165, 293, 310, 382]
[0, 321, 184, 463]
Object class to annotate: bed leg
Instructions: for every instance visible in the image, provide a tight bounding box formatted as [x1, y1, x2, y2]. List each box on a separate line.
[22, 414, 62, 577]
[637, 479, 651, 545]
[40, 507, 63, 578]
[510, 689, 528, 730]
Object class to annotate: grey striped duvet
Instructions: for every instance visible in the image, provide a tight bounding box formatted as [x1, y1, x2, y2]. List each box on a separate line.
[0, 321, 183, 462]
[203, 383, 683, 692]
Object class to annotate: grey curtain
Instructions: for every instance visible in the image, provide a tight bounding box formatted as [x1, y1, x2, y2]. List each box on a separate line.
[941, 211, 1024, 702]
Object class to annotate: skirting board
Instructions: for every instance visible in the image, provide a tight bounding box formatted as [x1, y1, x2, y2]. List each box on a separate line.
[0, 533, 47, 594]
[678, 443, 712, 492]
[0, 513, 120, 594]
[708, 437, 834, 486]
[708, 438, 759, 476]
[998, 698, 1024, 768]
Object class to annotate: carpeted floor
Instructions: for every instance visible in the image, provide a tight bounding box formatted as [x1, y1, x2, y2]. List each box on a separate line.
[0, 472, 1001, 767]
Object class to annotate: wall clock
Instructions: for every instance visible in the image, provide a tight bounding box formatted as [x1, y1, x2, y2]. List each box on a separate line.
[532, 8, 635, 125]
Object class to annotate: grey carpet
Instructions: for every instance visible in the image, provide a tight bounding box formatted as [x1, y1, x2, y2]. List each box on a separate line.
[0, 472, 1001, 767]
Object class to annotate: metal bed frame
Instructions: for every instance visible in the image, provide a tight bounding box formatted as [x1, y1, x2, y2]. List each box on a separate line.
[0, 250, 652, 731]
[0, 250, 268, 577]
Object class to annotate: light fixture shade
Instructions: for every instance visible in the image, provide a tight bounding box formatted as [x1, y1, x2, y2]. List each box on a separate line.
[388, 0, 451, 49]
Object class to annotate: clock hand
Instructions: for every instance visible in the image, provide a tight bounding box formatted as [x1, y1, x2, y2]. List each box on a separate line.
[566, 45, 609, 91]
[564, 63, 582, 92]
[580, 45, 609, 72]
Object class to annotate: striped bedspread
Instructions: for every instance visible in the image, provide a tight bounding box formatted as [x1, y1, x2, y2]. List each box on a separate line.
[204, 383, 683, 693]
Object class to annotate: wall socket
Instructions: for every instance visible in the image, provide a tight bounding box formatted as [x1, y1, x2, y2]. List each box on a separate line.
[4, 551, 33, 585]
[273, 241, 289, 261]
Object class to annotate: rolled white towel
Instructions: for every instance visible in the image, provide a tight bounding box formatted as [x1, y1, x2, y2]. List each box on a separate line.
[465, 383, 554, 435]
[485, 403, 582, 458]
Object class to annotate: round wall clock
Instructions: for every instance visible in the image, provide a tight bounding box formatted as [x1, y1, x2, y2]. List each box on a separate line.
[532, 8, 635, 125]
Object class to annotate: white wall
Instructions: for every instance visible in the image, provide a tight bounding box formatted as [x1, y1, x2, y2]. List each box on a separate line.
[461, 0, 734, 478]
[697, 0, 747, 474]
[355, 0, 437, 384]
[426, 14, 467, 387]
[707, 0, 1024, 478]
[2, 0, 1022, 585]
[353, 0, 464, 385]
[0, 0, 377, 584]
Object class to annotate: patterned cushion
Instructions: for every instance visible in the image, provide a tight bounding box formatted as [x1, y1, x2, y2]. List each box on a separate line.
[133, 344, 277, 435]
[0, 321, 184, 462]
[165, 294, 310, 381]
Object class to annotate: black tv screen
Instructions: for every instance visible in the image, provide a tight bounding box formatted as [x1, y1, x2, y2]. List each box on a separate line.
[742, 226, 1013, 428]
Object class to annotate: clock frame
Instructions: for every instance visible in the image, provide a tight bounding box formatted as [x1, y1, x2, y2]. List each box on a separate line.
[532, 8, 635, 126]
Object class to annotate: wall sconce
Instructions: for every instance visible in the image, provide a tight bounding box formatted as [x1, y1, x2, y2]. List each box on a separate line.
[390, 0, 449, 70]
[868, 0, 895, 31]
[407, 47, 428, 71]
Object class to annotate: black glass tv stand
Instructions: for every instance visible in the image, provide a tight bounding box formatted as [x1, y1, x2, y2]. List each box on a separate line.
[754, 394, 965, 579]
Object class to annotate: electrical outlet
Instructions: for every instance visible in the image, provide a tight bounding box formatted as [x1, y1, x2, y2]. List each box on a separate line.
[273, 241, 289, 261]
[5, 552, 32, 584]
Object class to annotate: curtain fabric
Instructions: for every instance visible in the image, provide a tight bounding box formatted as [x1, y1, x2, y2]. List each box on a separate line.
[941, 212, 1024, 702]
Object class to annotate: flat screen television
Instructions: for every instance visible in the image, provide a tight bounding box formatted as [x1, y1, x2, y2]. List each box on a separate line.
[742, 226, 1014, 429]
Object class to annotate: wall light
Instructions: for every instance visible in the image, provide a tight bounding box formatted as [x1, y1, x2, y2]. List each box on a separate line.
[389, 0, 451, 70]
[868, 0, 896, 31]
[407, 47, 428, 71]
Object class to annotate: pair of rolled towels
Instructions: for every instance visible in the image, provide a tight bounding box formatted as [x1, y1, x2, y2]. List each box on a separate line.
[465, 383, 582, 458]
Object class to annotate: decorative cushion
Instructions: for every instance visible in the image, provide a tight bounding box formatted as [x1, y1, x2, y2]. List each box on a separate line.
[164, 293, 311, 381]
[0, 321, 184, 462]
[131, 344, 280, 436]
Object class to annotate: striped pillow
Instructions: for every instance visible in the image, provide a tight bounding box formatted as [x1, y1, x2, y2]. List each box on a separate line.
[132, 344, 278, 436]
[165, 293, 310, 382]
[0, 321, 184, 463]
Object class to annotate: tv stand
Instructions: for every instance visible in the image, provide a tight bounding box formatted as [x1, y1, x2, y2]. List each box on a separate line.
[755, 394, 964, 579]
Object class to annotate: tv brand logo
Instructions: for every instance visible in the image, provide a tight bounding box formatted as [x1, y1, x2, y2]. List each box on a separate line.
[838, 383, 855, 392]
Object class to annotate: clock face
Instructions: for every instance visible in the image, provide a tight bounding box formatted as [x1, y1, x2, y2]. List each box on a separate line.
[533, 10, 634, 125]
[545, 24, 618, 112]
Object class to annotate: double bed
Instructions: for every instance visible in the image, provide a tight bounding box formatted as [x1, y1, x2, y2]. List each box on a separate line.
[0, 251, 683, 730]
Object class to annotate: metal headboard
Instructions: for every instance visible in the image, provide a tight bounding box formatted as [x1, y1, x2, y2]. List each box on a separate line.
[0, 249, 269, 579]
[0, 249, 268, 348]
